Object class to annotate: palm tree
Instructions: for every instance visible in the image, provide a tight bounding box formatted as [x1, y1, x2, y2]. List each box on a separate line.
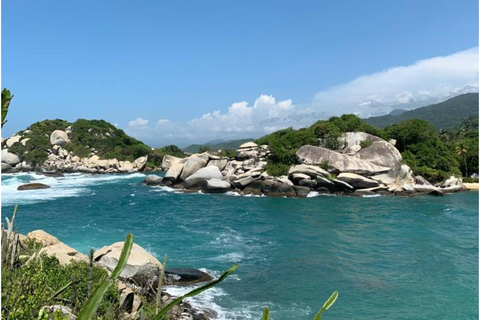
[455, 143, 469, 177]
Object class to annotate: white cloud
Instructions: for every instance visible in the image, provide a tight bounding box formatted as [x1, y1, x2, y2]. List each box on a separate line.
[157, 118, 169, 124]
[128, 117, 149, 127]
[124, 48, 478, 146]
[312, 47, 479, 116]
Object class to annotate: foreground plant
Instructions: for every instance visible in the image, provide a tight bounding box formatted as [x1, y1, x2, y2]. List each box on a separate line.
[261, 290, 338, 320]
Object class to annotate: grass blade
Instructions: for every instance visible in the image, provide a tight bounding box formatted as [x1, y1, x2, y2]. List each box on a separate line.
[313, 291, 338, 320]
[153, 264, 238, 320]
[111, 233, 133, 280]
[261, 307, 270, 320]
[77, 279, 111, 320]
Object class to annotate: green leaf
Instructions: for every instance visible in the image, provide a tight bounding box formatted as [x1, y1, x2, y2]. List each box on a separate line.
[77, 278, 111, 320]
[1, 88, 12, 128]
[321, 290, 338, 312]
[111, 233, 133, 280]
[153, 264, 239, 320]
[261, 307, 270, 320]
[313, 291, 338, 320]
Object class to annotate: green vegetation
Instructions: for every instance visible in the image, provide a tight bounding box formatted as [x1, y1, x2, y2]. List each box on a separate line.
[5, 117, 188, 168]
[359, 139, 373, 148]
[256, 114, 386, 176]
[256, 113, 478, 182]
[365, 93, 479, 129]
[2, 88, 13, 128]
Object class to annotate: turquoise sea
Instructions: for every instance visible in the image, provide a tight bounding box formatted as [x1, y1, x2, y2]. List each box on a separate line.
[1, 172, 478, 319]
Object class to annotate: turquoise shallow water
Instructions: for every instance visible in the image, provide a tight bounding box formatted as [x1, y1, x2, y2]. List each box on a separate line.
[1, 172, 478, 319]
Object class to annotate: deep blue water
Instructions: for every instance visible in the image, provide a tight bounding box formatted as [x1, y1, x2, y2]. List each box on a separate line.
[1, 172, 478, 319]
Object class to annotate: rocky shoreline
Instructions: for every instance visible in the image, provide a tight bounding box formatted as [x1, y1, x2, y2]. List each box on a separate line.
[13, 229, 217, 320]
[145, 132, 467, 197]
[2, 128, 469, 197]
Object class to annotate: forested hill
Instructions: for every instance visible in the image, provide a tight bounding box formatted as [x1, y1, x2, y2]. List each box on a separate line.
[365, 93, 479, 129]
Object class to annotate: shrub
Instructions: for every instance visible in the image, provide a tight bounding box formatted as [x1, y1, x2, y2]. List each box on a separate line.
[265, 162, 290, 176]
[1, 255, 120, 320]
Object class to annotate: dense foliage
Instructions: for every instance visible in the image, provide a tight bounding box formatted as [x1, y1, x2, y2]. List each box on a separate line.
[365, 93, 479, 129]
[2, 254, 120, 320]
[256, 113, 478, 182]
[149, 145, 186, 167]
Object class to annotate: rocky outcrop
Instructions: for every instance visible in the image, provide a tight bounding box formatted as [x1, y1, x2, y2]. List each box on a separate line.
[50, 130, 70, 146]
[354, 141, 402, 176]
[165, 162, 184, 182]
[1, 149, 20, 166]
[17, 183, 51, 191]
[243, 179, 296, 197]
[180, 155, 208, 181]
[296, 145, 390, 176]
[202, 179, 231, 193]
[6, 135, 21, 148]
[184, 166, 223, 188]
[161, 155, 182, 170]
[337, 173, 379, 189]
[164, 268, 213, 286]
[143, 175, 163, 186]
[338, 132, 384, 149]
[94, 242, 162, 287]
[27, 230, 88, 265]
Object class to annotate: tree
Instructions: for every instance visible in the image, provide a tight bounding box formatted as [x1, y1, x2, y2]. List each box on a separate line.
[455, 142, 469, 177]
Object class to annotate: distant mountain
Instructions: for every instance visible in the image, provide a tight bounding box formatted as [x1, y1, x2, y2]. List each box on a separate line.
[183, 138, 254, 153]
[365, 93, 479, 129]
[388, 109, 407, 116]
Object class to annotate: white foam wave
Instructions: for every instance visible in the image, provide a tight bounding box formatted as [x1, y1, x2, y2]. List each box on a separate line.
[210, 252, 245, 263]
[1, 172, 146, 206]
[362, 194, 382, 198]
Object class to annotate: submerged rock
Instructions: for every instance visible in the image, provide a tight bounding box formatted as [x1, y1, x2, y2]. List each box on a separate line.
[164, 268, 213, 286]
[144, 175, 163, 186]
[17, 183, 51, 191]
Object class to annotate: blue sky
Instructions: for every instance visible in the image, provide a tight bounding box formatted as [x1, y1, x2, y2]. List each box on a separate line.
[2, 0, 478, 146]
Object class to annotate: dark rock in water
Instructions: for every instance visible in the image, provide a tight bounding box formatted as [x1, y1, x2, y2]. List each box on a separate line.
[164, 268, 212, 286]
[17, 183, 51, 191]
[40, 172, 65, 177]
[243, 179, 296, 197]
[294, 186, 311, 198]
[143, 174, 163, 186]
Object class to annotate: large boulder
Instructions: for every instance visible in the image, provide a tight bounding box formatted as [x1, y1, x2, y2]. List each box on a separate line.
[412, 184, 444, 196]
[207, 159, 228, 171]
[337, 173, 379, 189]
[164, 162, 184, 182]
[180, 155, 207, 180]
[202, 179, 231, 193]
[338, 132, 384, 149]
[120, 161, 134, 173]
[50, 130, 70, 146]
[161, 155, 181, 170]
[184, 166, 223, 188]
[236, 142, 259, 160]
[6, 135, 22, 148]
[296, 145, 390, 176]
[354, 141, 402, 176]
[27, 230, 88, 266]
[94, 242, 163, 286]
[134, 156, 148, 171]
[144, 175, 163, 186]
[164, 268, 213, 286]
[1, 149, 20, 165]
[288, 164, 329, 179]
[441, 176, 463, 187]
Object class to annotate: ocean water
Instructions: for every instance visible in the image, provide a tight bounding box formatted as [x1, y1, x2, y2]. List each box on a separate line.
[1, 172, 478, 319]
